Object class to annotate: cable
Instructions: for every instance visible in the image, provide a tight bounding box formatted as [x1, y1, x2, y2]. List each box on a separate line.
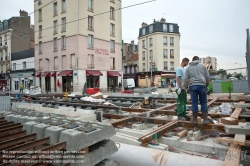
[6, 0, 157, 41]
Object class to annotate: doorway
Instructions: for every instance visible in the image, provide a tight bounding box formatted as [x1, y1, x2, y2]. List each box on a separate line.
[45, 77, 51, 92]
[62, 76, 73, 92]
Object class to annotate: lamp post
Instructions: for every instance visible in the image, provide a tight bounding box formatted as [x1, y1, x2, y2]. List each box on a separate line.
[144, 47, 152, 85]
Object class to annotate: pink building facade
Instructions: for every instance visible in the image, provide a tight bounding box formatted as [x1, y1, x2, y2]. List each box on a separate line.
[35, 35, 121, 93]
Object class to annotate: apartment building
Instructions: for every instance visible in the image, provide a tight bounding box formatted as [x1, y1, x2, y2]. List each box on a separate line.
[122, 40, 139, 86]
[138, 18, 180, 87]
[199, 56, 217, 71]
[34, 0, 122, 93]
[0, 10, 34, 92]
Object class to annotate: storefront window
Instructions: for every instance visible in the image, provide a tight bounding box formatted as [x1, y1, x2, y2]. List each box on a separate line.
[107, 77, 118, 89]
[62, 76, 73, 92]
[87, 76, 99, 88]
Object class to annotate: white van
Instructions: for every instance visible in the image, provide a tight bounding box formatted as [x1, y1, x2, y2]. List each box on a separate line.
[123, 78, 135, 90]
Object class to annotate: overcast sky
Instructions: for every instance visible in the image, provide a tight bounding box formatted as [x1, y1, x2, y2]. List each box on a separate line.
[1, 0, 250, 73]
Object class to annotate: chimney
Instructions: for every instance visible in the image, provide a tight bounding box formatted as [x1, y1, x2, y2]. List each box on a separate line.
[141, 22, 147, 27]
[20, 9, 28, 17]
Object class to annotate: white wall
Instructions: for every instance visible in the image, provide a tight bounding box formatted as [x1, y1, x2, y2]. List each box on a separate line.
[12, 57, 34, 70]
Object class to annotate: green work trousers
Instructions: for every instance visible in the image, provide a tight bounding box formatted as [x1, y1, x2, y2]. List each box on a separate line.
[176, 89, 187, 117]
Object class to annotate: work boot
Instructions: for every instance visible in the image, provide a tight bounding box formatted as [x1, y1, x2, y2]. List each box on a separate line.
[191, 112, 198, 124]
[178, 115, 186, 121]
[202, 112, 210, 124]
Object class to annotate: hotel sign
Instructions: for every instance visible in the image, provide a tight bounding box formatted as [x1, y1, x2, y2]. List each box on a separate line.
[95, 48, 109, 55]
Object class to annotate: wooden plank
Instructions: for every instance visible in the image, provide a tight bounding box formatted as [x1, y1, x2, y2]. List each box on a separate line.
[216, 137, 250, 146]
[233, 122, 247, 146]
[230, 101, 245, 119]
[221, 117, 245, 125]
[223, 144, 241, 166]
[177, 130, 188, 139]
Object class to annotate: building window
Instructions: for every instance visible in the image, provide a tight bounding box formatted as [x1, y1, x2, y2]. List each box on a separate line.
[62, 0, 66, 13]
[170, 49, 174, 58]
[39, 25, 42, 38]
[142, 51, 145, 60]
[70, 54, 76, 68]
[149, 38, 153, 47]
[54, 20, 58, 34]
[170, 37, 174, 46]
[23, 62, 26, 70]
[164, 61, 168, 70]
[110, 40, 115, 52]
[134, 66, 137, 73]
[163, 24, 167, 32]
[39, 9, 42, 21]
[88, 16, 93, 30]
[88, 54, 94, 68]
[110, 7, 115, 20]
[163, 49, 168, 58]
[142, 63, 145, 71]
[124, 67, 127, 74]
[110, 57, 115, 69]
[110, 23, 115, 36]
[13, 63, 16, 71]
[110, 0, 115, 3]
[14, 81, 19, 90]
[149, 25, 153, 33]
[88, 35, 93, 48]
[163, 37, 167, 45]
[61, 36, 66, 50]
[170, 62, 174, 70]
[54, 38, 58, 51]
[169, 24, 173, 32]
[129, 66, 132, 73]
[62, 17, 66, 32]
[4, 35, 7, 45]
[149, 50, 153, 59]
[54, 57, 58, 70]
[53, 2, 58, 15]
[142, 28, 146, 35]
[39, 59, 43, 71]
[0, 37, 2, 46]
[62, 55, 66, 69]
[38, 0, 42, 5]
[39, 42, 42, 54]
[0, 23, 2, 32]
[88, 0, 93, 11]
[142, 40, 145, 48]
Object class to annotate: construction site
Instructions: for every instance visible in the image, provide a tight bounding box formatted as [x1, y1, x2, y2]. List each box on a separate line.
[0, 92, 249, 166]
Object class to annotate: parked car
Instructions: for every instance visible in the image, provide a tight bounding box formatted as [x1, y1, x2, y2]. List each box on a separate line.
[123, 78, 135, 90]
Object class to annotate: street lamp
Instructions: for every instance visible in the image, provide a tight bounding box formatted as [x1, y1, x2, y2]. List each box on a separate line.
[144, 47, 152, 84]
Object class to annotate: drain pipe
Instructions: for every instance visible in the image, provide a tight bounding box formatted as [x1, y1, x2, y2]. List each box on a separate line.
[76, 0, 80, 92]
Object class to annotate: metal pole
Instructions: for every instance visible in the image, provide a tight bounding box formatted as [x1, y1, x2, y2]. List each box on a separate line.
[121, 40, 124, 90]
[150, 57, 152, 82]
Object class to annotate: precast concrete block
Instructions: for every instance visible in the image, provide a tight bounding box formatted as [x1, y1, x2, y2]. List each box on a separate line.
[193, 130, 201, 141]
[5, 114, 15, 122]
[11, 115, 22, 123]
[59, 123, 116, 151]
[17, 116, 30, 125]
[44, 126, 66, 145]
[32, 123, 51, 139]
[0, 111, 12, 118]
[25, 116, 40, 123]
[23, 121, 39, 134]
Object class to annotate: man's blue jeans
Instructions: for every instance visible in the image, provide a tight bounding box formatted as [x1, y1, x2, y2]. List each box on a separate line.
[189, 85, 208, 113]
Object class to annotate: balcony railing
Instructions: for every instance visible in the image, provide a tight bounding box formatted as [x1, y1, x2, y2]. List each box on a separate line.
[0, 43, 2, 46]
[164, 67, 168, 70]
[54, 65, 58, 70]
[142, 57, 145, 61]
[170, 43, 174, 46]
[62, 45, 66, 50]
[163, 42, 167, 45]
[88, 7, 93, 12]
[110, 14, 115, 20]
[5, 42, 7, 45]
[38, 67, 43, 71]
[88, 44, 93, 49]
[110, 0, 115, 3]
[110, 31, 115, 36]
[170, 54, 174, 59]
[163, 55, 168, 58]
[170, 67, 174, 70]
[88, 25, 94, 31]
[87, 64, 94, 69]
[0, 57, 2, 61]
[70, 63, 76, 69]
[110, 65, 115, 70]
[54, 10, 58, 16]
[110, 48, 115, 52]
[149, 43, 153, 47]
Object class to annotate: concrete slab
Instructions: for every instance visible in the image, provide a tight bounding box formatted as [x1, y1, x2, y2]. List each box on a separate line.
[5, 113, 15, 121]
[59, 123, 116, 151]
[10, 115, 22, 123]
[17, 116, 30, 125]
[225, 125, 250, 134]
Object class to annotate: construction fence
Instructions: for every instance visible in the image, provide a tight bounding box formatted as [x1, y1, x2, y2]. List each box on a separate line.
[0, 95, 10, 111]
[209, 80, 249, 93]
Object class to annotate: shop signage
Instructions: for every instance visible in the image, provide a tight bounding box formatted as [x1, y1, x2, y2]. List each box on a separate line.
[95, 48, 109, 55]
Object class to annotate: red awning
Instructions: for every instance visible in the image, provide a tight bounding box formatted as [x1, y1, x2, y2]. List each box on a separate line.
[57, 70, 73, 76]
[41, 72, 51, 77]
[86, 70, 103, 76]
[107, 71, 121, 76]
[51, 72, 56, 77]
[36, 73, 41, 77]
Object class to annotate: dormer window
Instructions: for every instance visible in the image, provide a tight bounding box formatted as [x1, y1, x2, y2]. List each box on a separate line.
[0, 23, 3, 32]
[4, 21, 8, 30]
[169, 24, 174, 32]
[149, 25, 153, 33]
[142, 28, 146, 35]
[163, 24, 167, 32]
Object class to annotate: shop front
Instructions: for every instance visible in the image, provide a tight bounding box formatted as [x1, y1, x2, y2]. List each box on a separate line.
[107, 71, 121, 90]
[58, 70, 73, 92]
[10, 71, 35, 92]
[161, 73, 176, 88]
[42, 72, 51, 92]
[51, 72, 57, 92]
[86, 70, 103, 88]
